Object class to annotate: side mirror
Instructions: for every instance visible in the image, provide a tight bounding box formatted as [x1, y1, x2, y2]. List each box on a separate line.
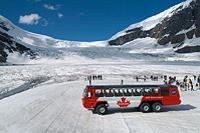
[87, 92, 92, 98]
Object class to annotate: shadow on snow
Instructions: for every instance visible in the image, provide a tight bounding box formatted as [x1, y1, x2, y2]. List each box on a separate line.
[104, 104, 196, 115]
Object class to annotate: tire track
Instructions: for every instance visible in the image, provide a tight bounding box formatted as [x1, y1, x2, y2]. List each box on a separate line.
[43, 107, 66, 133]
[71, 111, 82, 133]
[121, 113, 131, 133]
[42, 87, 72, 133]
[121, 112, 155, 133]
[27, 102, 52, 122]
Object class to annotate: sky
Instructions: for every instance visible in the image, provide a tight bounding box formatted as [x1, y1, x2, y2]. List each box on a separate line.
[0, 0, 185, 42]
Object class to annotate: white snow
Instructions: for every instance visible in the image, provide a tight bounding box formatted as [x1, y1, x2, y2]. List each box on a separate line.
[1, 1, 200, 132]
[0, 75, 200, 133]
[120, 37, 174, 55]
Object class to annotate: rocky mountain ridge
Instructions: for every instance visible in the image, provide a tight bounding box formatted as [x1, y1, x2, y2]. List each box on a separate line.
[109, 0, 200, 53]
[0, 22, 36, 62]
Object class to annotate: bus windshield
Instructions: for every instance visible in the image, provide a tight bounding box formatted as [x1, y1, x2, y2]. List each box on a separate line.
[82, 87, 87, 98]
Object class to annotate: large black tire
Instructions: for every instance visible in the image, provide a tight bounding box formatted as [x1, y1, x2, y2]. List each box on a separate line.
[152, 102, 162, 112]
[95, 104, 107, 115]
[139, 103, 151, 113]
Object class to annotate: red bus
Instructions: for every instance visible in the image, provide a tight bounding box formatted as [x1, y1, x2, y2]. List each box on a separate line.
[82, 85, 181, 115]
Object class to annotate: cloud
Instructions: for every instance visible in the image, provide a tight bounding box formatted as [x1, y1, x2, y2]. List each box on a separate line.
[57, 13, 63, 18]
[44, 4, 59, 10]
[19, 14, 41, 25]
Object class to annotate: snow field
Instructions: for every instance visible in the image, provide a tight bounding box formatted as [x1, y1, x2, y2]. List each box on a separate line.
[0, 78, 200, 133]
[1, 60, 200, 93]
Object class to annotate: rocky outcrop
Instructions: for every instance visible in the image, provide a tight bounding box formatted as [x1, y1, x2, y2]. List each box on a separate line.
[0, 22, 9, 31]
[186, 29, 195, 39]
[175, 45, 200, 53]
[195, 27, 200, 37]
[0, 24, 37, 63]
[158, 36, 171, 45]
[108, 0, 200, 53]
[109, 28, 149, 46]
[170, 34, 185, 44]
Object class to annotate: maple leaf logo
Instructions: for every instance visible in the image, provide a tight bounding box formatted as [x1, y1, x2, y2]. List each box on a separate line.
[117, 97, 131, 107]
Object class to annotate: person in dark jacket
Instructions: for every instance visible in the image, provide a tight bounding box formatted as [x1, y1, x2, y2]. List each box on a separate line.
[198, 75, 200, 86]
[189, 79, 194, 91]
[193, 75, 197, 81]
[136, 76, 139, 82]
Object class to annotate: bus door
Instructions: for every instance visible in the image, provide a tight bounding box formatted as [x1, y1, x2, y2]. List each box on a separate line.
[160, 87, 170, 105]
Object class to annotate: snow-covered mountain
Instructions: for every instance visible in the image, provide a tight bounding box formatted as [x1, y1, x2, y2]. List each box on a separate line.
[109, 0, 200, 53]
[0, 15, 107, 63]
[1, 0, 200, 64]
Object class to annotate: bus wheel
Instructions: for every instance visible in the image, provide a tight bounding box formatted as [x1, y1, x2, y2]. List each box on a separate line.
[140, 103, 151, 113]
[96, 104, 107, 115]
[152, 102, 162, 112]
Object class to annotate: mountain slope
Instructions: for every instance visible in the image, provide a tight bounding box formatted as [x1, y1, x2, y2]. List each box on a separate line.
[1, 0, 200, 63]
[0, 17, 36, 62]
[0, 15, 107, 63]
[109, 0, 200, 53]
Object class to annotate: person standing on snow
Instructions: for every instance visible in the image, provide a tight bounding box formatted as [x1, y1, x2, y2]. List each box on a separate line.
[136, 76, 139, 82]
[144, 76, 146, 82]
[193, 75, 197, 81]
[189, 79, 194, 91]
[197, 75, 200, 86]
[121, 80, 123, 85]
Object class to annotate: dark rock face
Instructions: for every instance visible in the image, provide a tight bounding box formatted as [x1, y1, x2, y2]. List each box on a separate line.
[0, 24, 37, 62]
[109, 28, 149, 46]
[175, 45, 200, 53]
[195, 27, 200, 37]
[170, 34, 185, 44]
[186, 29, 195, 39]
[108, 0, 200, 53]
[0, 22, 9, 31]
[158, 36, 171, 45]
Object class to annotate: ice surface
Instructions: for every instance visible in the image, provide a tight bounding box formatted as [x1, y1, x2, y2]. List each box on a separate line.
[0, 76, 200, 133]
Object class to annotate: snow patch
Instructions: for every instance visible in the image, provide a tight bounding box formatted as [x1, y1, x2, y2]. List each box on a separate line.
[6, 52, 31, 64]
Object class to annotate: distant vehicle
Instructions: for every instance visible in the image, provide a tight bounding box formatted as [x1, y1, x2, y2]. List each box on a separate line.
[82, 85, 181, 115]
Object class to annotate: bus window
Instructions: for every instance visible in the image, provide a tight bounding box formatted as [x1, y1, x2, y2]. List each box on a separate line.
[95, 89, 104, 97]
[142, 88, 151, 96]
[133, 88, 141, 96]
[105, 89, 114, 97]
[110, 89, 114, 97]
[119, 89, 124, 96]
[151, 88, 159, 96]
[82, 87, 87, 98]
[124, 88, 132, 96]
[114, 89, 119, 96]
[128, 88, 133, 94]
[161, 88, 169, 96]
[114, 89, 123, 97]
[87, 92, 92, 98]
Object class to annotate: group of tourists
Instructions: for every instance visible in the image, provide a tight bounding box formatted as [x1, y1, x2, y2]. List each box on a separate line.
[86, 75, 103, 85]
[135, 76, 147, 82]
[134, 74, 200, 91]
[163, 75, 200, 91]
[135, 75, 157, 82]
[86, 75, 103, 81]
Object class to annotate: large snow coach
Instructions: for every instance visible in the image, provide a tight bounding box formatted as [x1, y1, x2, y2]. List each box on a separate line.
[82, 85, 181, 115]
